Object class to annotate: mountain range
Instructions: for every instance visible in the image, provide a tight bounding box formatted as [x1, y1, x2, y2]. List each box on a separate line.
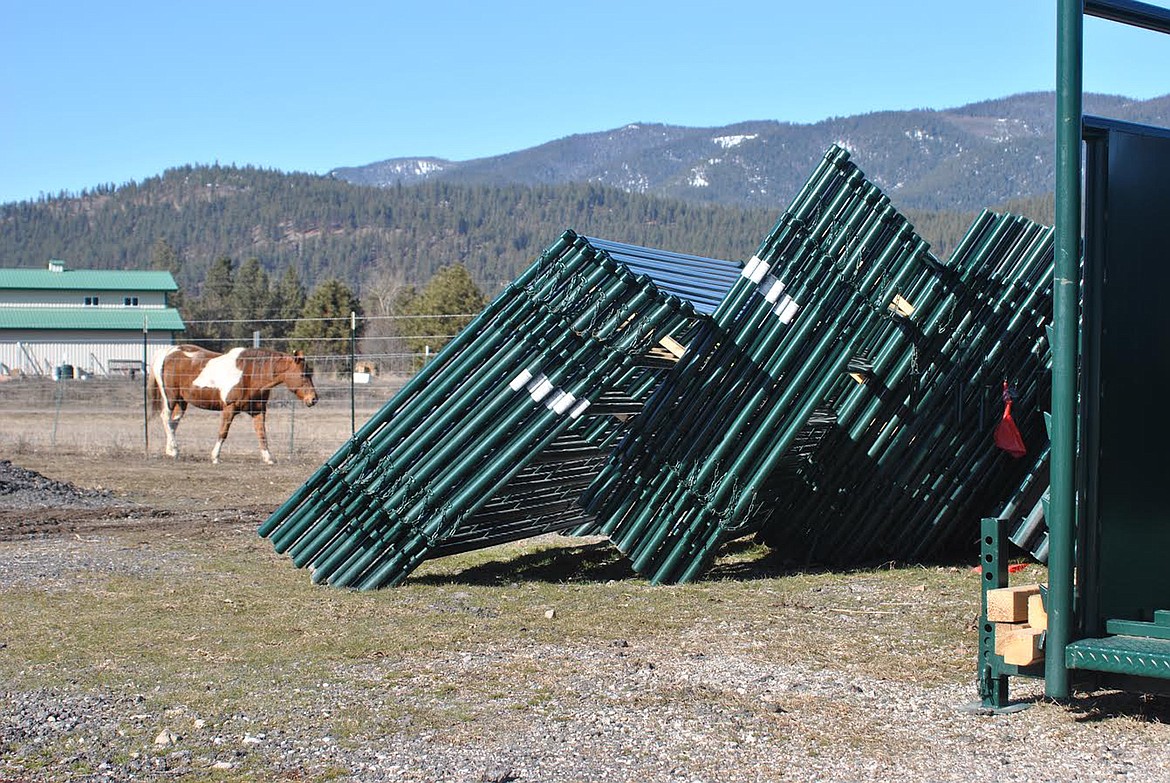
[329, 92, 1170, 212]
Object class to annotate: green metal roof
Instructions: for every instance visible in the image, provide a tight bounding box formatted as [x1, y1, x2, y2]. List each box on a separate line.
[0, 266, 178, 292]
[0, 307, 186, 331]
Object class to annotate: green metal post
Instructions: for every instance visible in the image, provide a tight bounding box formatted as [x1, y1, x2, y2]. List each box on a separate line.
[1048, 0, 1082, 701]
[142, 317, 149, 457]
[350, 310, 356, 436]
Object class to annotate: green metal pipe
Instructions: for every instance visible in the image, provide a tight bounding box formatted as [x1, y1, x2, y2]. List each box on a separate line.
[324, 294, 683, 587]
[276, 253, 631, 564]
[1050, 0, 1080, 695]
[259, 233, 586, 539]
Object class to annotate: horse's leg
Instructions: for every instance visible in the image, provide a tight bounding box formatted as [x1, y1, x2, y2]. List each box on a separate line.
[251, 409, 274, 465]
[163, 401, 183, 459]
[212, 406, 237, 464]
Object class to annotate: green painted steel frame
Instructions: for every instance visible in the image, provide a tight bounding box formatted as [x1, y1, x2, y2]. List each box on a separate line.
[1049, 0, 1170, 700]
[978, 516, 1044, 711]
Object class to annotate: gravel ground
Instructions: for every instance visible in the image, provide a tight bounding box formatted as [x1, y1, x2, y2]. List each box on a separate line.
[0, 458, 128, 512]
[3, 460, 1170, 782]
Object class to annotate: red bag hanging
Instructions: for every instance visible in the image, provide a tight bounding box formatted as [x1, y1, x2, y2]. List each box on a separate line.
[994, 380, 1026, 458]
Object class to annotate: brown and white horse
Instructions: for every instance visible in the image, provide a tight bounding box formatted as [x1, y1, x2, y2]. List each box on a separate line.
[148, 344, 318, 464]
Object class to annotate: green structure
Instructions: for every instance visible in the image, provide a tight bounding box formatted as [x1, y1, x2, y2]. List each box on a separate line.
[258, 232, 741, 588]
[580, 148, 1054, 583]
[263, 146, 1056, 589]
[979, 0, 1170, 709]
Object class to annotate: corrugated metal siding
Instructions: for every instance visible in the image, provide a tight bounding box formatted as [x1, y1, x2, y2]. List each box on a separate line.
[1, 332, 177, 376]
[0, 267, 178, 291]
[0, 306, 185, 330]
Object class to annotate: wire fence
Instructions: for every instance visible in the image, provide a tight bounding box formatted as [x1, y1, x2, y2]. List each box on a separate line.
[180, 311, 478, 375]
[0, 314, 469, 462]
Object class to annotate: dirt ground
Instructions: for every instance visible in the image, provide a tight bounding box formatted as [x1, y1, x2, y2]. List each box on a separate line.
[0, 453, 317, 542]
[4, 453, 1170, 783]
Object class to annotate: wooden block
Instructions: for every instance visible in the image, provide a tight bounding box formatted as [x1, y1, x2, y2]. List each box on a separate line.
[1027, 591, 1047, 632]
[658, 335, 687, 359]
[888, 294, 915, 317]
[995, 625, 1045, 666]
[986, 585, 1041, 623]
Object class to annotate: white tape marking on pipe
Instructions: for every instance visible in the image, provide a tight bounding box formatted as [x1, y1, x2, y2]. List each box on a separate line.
[544, 389, 567, 412]
[528, 375, 555, 403]
[778, 298, 801, 324]
[509, 368, 535, 391]
[740, 255, 762, 280]
[746, 255, 771, 284]
[568, 399, 592, 419]
[762, 276, 786, 304]
[771, 294, 792, 318]
[552, 391, 578, 415]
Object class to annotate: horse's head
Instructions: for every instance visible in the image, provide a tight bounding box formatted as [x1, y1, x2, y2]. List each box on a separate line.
[285, 350, 318, 407]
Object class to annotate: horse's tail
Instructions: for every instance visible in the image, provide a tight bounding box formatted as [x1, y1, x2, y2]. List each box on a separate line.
[147, 358, 163, 415]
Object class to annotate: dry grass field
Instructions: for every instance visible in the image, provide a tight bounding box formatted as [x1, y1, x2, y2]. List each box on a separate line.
[0, 376, 396, 462]
[3, 378, 1170, 781]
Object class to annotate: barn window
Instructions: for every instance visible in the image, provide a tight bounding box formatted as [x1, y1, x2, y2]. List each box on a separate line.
[123, 296, 139, 306]
[84, 296, 99, 306]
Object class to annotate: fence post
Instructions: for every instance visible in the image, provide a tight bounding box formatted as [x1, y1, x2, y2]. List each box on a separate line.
[51, 378, 63, 447]
[350, 311, 356, 436]
[142, 316, 149, 457]
[289, 399, 296, 457]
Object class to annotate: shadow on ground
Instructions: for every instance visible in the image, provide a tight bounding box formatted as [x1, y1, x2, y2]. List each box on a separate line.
[1066, 690, 1170, 724]
[408, 535, 919, 587]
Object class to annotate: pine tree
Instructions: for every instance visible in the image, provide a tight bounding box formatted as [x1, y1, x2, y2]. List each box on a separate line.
[186, 255, 235, 345]
[151, 238, 185, 312]
[229, 257, 273, 340]
[272, 267, 307, 338]
[150, 238, 181, 274]
[291, 278, 363, 357]
[402, 264, 486, 362]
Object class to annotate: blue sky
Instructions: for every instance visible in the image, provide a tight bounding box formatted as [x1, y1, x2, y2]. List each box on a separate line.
[2, 1, 1168, 205]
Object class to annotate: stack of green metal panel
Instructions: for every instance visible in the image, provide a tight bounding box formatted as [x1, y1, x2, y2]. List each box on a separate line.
[261, 145, 1058, 590]
[757, 210, 1055, 565]
[258, 231, 740, 588]
[579, 145, 948, 583]
[577, 148, 1056, 582]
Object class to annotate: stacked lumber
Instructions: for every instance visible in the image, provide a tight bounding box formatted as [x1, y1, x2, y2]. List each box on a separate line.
[988, 584, 1048, 666]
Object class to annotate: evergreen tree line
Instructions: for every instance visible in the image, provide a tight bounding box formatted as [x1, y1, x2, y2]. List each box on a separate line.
[0, 166, 780, 298]
[2, 164, 1053, 301]
[171, 239, 486, 366]
[2, 164, 1055, 365]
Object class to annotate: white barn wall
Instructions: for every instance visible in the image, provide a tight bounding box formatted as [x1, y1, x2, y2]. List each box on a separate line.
[0, 330, 177, 377]
[0, 290, 169, 307]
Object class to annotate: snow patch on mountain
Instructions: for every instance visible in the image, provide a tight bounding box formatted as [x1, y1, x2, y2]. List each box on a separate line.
[712, 133, 758, 149]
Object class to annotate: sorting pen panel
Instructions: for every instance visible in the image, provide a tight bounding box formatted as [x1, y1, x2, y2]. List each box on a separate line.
[1083, 120, 1170, 626]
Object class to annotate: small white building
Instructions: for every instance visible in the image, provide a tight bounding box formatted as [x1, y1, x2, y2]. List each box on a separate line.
[0, 260, 185, 377]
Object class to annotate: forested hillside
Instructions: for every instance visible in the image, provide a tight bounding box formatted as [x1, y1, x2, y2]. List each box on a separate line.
[1, 165, 778, 297]
[0, 164, 1052, 307]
